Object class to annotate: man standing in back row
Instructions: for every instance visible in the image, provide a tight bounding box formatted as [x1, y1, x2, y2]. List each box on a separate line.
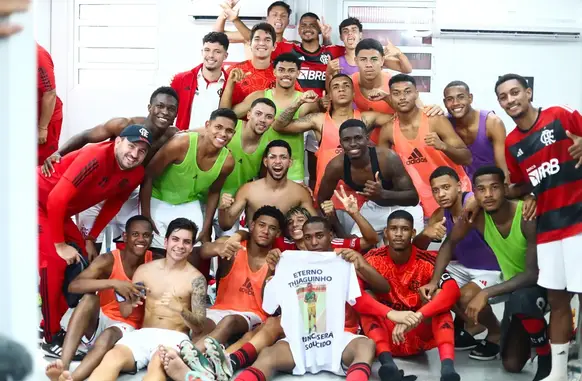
[38, 125, 151, 344]
[496, 73, 582, 381]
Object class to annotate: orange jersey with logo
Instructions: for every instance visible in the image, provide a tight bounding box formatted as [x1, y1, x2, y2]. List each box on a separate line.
[211, 241, 269, 321]
[99, 250, 153, 328]
[352, 72, 394, 145]
[392, 113, 471, 216]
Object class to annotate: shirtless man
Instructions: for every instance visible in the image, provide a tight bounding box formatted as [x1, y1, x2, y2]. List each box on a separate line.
[221, 53, 320, 183]
[41, 86, 179, 252]
[444, 80, 509, 180]
[422, 166, 550, 381]
[45, 216, 154, 381]
[140, 108, 236, 249]
[374, 74, 472, 218]
[317, 119, 422, 240]
[218, 139, 317, 231]
[86, 218, 207, 381]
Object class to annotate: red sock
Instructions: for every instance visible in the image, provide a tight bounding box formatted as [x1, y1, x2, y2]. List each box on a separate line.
[361, 316, 392, 356]
[432, 312, 455, 361]
[346, 362, 371, 381]
[235, 367, 266, 381]
[230, 343, 258, 371]
[515, 314, 551, 356]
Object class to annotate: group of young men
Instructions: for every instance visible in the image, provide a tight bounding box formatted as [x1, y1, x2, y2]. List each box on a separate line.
[36, 1, 582, 381]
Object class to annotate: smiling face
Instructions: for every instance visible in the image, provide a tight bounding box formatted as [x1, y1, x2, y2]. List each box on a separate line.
[329, 76, 354, 107]
[204, 116, 236, 149]
[389, 80, 418, 113]
[201, 41, 228, 71]
[250, 30, 275, 60]
[340, 24, 362, 50]
[287, 211, 309, 240]
[263, 146, 291, 180]
[114, 137, 148, 170]
[123, 220, 153, 257]
[474, 174, 506, 213]
[298, 16, 319, 43]
[267, 5, 290, 35]
[339, 126, 368, 160]
[247, 103, 275, 136]
[430, 174, 462, 209]
[274, 60, 299, 90]
[147, 93, 178, 130]
[164, 228, 194, 262]
[496, 79, 532, 119]
[444, 86, 473, 119]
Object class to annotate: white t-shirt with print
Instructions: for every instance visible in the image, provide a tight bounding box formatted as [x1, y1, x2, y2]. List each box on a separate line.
[262, 251, 361, 375]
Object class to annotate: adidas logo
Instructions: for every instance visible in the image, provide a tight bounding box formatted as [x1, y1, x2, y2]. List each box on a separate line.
[441, 322, 453, 330]
[406, 148, 428, 165]
[517, 148, 524, 157]
[298, 56, 305, 61]
[239, 277, 255, 296]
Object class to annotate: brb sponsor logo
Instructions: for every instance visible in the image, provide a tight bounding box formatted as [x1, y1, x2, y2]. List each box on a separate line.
[527, 158, 560, 186]
[299, 69, 326, 81]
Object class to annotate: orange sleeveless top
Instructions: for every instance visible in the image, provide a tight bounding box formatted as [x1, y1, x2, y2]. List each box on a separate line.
[352, 72, 394, 145]
[211, 241, 269, 321]
[99, 249, 153, 328]
[392, 113, 472, 217]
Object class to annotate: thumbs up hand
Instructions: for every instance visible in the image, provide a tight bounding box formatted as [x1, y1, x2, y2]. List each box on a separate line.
[358, 171, 384, 199]
[566, 130, 582, 168]
[424, 217, 447, 241]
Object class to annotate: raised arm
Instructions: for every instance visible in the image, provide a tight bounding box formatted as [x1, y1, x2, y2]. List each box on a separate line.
[429, 116, 472, 165]
[271, 91, 319, 133]
[218, 182, 250, 230]
[486, 114, 510, 180]
[200, 155, 235, 242]
[413, 208, 446, 250]
[316, 156, 343, 207]
[230, 90, 263, 119]
[68, 253, 114, 294]
[382, 42, 412, 74]
[213, 3, 252, 43]
[297, 184, 318, 216]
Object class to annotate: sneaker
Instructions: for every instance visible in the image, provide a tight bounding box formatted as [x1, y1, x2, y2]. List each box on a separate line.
[204, 337, 233, 381]
[38, 326, 44, 345]
[568, 358, 581, 381]
[186, 369, 216, 381]
[454, 329, 478, 351]
[533, 354, 551, 381]
[469, 340, 500, 361]
[179, 340, 216, 381]
[41, 341, 85, 361]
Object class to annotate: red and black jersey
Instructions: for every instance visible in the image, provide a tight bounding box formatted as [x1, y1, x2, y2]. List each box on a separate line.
[272, 41, 345, 97]
[505, 106, 582, 243]
[274, 236, 361, 252]
[364, 246, 452, 312]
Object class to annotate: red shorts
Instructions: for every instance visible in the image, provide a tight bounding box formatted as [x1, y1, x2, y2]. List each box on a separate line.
[37, 118, 63, 165]
[38, 207, 85, 338]
[360, 314, 436, 357]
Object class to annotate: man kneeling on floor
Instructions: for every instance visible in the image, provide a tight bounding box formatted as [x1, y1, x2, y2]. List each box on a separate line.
[363, 210, 462, 381]
[45, 215, 155, 381]
[86, 218, 207, 381]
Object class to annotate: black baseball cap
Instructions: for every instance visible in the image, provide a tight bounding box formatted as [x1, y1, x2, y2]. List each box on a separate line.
[120, 124, 153, 147]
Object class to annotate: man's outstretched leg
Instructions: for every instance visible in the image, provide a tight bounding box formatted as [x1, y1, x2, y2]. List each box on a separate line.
[234, 340, 296, 381]
[340, 335, 375, 381]
[86, 345, 136, 381]
[431, 312, 460, 381]
[542, 289, 573, 381]
[69, 327, 125, 381]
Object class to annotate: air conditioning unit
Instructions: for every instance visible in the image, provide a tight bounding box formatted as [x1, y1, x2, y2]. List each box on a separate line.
[189, 0, 296, 24]
[434, 0, 582, 41]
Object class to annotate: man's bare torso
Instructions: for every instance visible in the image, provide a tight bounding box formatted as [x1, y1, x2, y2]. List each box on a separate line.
[244, 178, 307, 222]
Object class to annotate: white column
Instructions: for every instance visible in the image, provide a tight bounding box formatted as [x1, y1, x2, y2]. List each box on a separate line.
[0, 3, 41, 380]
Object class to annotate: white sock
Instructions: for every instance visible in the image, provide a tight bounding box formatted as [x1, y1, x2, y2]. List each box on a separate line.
[543, 342, 569, 380]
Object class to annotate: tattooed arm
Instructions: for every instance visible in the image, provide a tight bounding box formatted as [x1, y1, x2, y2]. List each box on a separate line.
[180, 274, 207, 334]
[271, 91, 319, 133]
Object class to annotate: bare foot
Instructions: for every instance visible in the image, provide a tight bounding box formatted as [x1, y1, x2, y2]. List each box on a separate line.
[163, 348, 195, 381]
[45, 360, 64, 381]
[58, 370, 73, 381]
[158, 345, 169, 362]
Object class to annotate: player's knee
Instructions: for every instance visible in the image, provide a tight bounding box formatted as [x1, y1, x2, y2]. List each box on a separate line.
[93, 328, 123, 351]
[100, 347, 127, 368]
[458, 284, 481, 307]
[78, 293, 99, 307]
[502, 356, 524, 373]
[507, 288, 547, 318]
[216, 315, 241, 331]
[263, 317, 283, 336]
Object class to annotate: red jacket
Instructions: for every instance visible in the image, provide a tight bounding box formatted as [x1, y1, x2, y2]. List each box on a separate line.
[170, 63, 229, 130]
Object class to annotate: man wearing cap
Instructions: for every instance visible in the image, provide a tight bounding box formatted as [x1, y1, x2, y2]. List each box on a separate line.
[37, 124, 151, 344]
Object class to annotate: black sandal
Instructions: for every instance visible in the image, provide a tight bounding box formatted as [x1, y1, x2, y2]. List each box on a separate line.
[468, 340, 500, 360]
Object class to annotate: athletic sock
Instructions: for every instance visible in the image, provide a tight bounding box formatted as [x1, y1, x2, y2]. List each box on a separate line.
[379, 352, 396, 367]
[515, 314, 551, 356]
[346, 362, 371, 381]
[544, 342, 569, 380]
[432, 312, 455, 361]
[229, 343, 258, 372]
[440, 359, 460, 381]
[234, 367, 266, 381]
[378, 352, 401, 381]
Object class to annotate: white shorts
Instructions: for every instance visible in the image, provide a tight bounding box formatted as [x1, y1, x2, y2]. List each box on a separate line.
[206, 309, 263, 331]
[81, 310, 134, 348]
[446, 261, 502, 289]
[337, 201, 424, 244]
[150, 197, 204, 249]
[116, 328, 189, 370]
[281, 332, 366, 376]
[78, 188, 140, 243]
[537, 232, 582, 292]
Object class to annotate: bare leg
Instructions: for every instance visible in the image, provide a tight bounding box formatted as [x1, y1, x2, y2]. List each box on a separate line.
[159, 346, 193, 381]
[143, 350, 167, 381]
[193, 315, 249, 353]
[340, 336, 376, 367]
[458, 283, 500, 342]
[229, 317, 285, 372]
[226, 327, 260, 354]
[249, 340, 296, 380]
[86, 345, 136, 381]
[68, 326, 123, 381]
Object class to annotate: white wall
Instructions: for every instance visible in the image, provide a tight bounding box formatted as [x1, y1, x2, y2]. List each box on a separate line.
[50, 0, 582, 140]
